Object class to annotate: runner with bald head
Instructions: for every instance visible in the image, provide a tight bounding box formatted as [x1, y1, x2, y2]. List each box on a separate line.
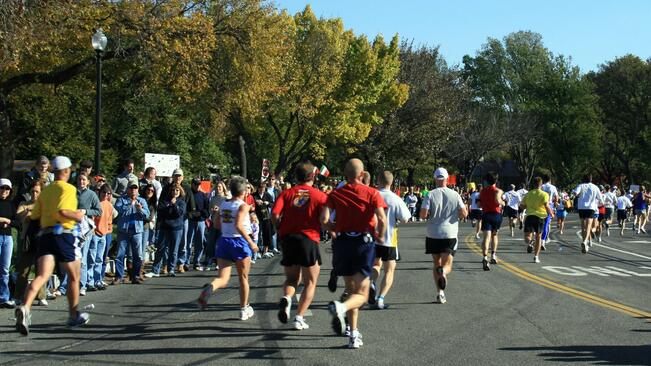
[325, 159, 387, 349]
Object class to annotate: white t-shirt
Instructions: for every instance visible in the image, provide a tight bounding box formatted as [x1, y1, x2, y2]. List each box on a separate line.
[616, 196, 633, 210]
[422, 187, 465, 239]
[541, 183, 559, 204]
[220, 199, 251, 237]
[470, 191, 482, 211]
[603, 191, 617, 209]
[573, 183, 601, 211]
[379, 188, 411, 247]
[502, 190, 521, 210]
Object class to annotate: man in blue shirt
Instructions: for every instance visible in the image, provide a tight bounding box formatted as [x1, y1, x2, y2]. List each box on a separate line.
[114, 179, 150, 284]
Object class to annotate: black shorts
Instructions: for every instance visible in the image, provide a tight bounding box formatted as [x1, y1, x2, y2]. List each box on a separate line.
[280, 233, 322, 267]
[578, 209, 595, 219]
[617, 209, 628, 221]
[36, 233, 80, 263]
[375, 245, 398, 261]
[425, 237, 458, 256]
[331, 233, 375, 277]
[469, 209, 483, 221]
[605, 208, 613, 220]
[481, 212, 503, 232]
[524, 216, 544, 233]
[504, 206, 518, 219]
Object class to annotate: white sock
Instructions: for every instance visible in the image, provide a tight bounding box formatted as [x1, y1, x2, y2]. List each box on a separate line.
[351, 329, 359, 337]
[295, 315, 303, 321]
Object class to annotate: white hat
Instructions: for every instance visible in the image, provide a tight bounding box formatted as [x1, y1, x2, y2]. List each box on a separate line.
[51, 156, 72, 171]
[173, 168, 184, 176]
[0, 178, 12, 189]
[434, 167, 449, 180]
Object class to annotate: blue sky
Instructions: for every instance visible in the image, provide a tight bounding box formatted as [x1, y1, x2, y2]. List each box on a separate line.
[274, 0, 650, 73]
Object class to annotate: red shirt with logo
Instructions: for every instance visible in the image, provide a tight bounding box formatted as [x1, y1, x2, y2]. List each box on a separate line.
[327, 183, 387, 233]
[480, 185, 502, 214]
[272, 184, 327, 243]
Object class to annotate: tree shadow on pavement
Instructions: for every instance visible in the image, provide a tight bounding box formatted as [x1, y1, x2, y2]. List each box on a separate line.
[500, 344, 651, 365]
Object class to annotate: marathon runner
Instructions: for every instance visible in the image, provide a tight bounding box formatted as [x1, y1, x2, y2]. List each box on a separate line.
[616, 190, 633, 236]
[16, 156, 89, 336]
[502, 184, 521, 237]
[602, 185, 617, 237]
[324, 158, 387, 349]
[468, 184, 482, 239]
[556, 190, 569, 235]
[479, 173, 503, 270]
[197, 177, 259, 320]
[521, 177, 554, 263]
[541, 174, 559, 249]
[572, 174, 601, 253]
[516, 184, 528, 229]
[371, 171, 411, 309]
[271, 162, 328, 330]
[419, 168, 467, 304]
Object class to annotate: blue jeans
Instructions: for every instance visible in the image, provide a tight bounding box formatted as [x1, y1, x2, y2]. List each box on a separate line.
[0, 235, 13, 302]
[178, 219, 190, 265]
[271, 232, 278, 251]
[141, 228, 150, 259]
[88, 234, 107, 287]
[115, 231, 143, 280]
[152, 229, 182, 274]
[100, 233, 113, 279]
[189, 220, 207, 266]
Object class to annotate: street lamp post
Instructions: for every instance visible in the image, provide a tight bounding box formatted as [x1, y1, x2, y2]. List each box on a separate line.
[92, 28, 107, 175]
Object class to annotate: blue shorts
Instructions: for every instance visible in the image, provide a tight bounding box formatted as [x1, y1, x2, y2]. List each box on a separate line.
[481, 212, 503, 232]
[332, 233, 375, 278]
[215, 236, 252, 262]
[556, 209, 567, 219]
[36, 233, 81, 263]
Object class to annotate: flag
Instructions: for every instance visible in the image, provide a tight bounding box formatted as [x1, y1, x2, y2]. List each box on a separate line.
[312, 166, 319, 176]
[319, 165, 330, 177]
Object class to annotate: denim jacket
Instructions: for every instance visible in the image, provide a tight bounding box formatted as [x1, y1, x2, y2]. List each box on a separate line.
[115, 195, 150, 234]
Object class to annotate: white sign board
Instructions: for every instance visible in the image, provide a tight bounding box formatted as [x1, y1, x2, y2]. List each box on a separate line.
[630, 184, 640, 193]
[144, 153, 180, 177]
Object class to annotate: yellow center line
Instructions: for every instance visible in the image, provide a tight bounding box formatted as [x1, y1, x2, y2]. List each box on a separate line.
[464, 234, 651, 321]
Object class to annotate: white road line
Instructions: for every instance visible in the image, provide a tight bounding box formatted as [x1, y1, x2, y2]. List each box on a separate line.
[624, 241, 651, 244]
[574, 230, 651, 260]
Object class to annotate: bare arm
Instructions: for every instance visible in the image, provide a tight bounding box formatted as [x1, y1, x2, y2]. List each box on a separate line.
[374, 206, 387, 245]
[59, 209, 84, 222]
[236, 204, 258, 253]
[419, 207, 429, 220]
[459, 205, 468, 219]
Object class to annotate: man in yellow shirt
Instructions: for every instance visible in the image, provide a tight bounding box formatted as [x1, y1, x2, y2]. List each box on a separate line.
[15, 156, 89, 336]
[520, 177, 554, 264]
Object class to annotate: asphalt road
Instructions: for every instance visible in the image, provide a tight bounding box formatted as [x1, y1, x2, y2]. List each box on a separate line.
[1, 215, 650, 365]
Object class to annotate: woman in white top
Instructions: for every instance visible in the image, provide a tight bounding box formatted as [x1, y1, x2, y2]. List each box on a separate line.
[197, 177, 259, 320]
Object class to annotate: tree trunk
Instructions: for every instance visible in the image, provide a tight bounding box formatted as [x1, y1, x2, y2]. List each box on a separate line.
[238, 135, 247, 179]
[0, 96, 15, 178]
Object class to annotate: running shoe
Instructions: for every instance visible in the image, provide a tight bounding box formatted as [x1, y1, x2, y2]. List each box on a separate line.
[533, 256, 541, 263]
[434, 293, 447, 304]
[328, 301, 347, 335]
[641, 228, 647, 234]
[327, 272, 337, 293]
[606, 227, 610, 236]
[436, 267, 447, 290]
[144, 272, 159, 278]
[475, 233, 480, 239]
[482, 258, 490, 271]
[376, 297, 386, 310]
[15, 306, 30, 336]
[240, 305, 254, 320]
[490, 256, 498, 265]
[169, 272, 176, 277]
[368, 281, 377, 305]
[348, 331, 363, 349]
[67, 312, 90, 327]
[278, 296, 291, 324]
[597, 235, 602, 243]
[79, 288, 86, 296]
[293, 316, 309, 330]
[527, 244, 534, 253]
[0, 300, 16, 309]
[541, 244, 546, 251]
[272, 248, 281, 254]
[197, 284, 213, 310]
[34, 299, 48, 306]
[581, 241, 588, 254]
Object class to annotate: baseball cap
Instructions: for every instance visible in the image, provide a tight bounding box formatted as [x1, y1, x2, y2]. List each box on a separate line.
[434, 167, 449, 180]
[51, 156, 72, 171]
[192, 177, 201, 185]
[128, 178, 139, 188]
[0, 178, 12, 190]
[173, 168, 184, 176]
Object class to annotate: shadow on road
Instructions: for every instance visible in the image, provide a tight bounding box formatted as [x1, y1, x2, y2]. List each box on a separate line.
[500, 344, 651, 365]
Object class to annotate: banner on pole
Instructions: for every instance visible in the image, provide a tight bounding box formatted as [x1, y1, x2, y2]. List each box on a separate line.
[261, 159, 270, 181]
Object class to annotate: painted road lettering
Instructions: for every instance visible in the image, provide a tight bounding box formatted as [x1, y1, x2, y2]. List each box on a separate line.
[542, 266, 651, 277]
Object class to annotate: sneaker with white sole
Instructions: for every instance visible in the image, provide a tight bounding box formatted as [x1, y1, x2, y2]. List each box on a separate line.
[328, 300, 347, 335]
[79, 288, 86, 296]
[533, 256, 541, 263]
[278, 296, 291, 323]
[34, 299, 48, 306]
[197, 284, 213, 310]
[348, 331, 363, 349]
[376, 297, 386, 310]
[67, 312, 90, 327]
[435, 293, 447, 304]
[293, 316, 309, 330]
[240, 305, 254, 320]
[15, 306, 31, 336]
[368, 281, 377, 305]
[144, 272, 159, 278]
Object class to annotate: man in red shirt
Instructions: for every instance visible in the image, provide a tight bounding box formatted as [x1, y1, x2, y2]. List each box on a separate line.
[271, 162, 328, 331]
[324, 158, 387, 349]
[479, 173, 504, 271]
